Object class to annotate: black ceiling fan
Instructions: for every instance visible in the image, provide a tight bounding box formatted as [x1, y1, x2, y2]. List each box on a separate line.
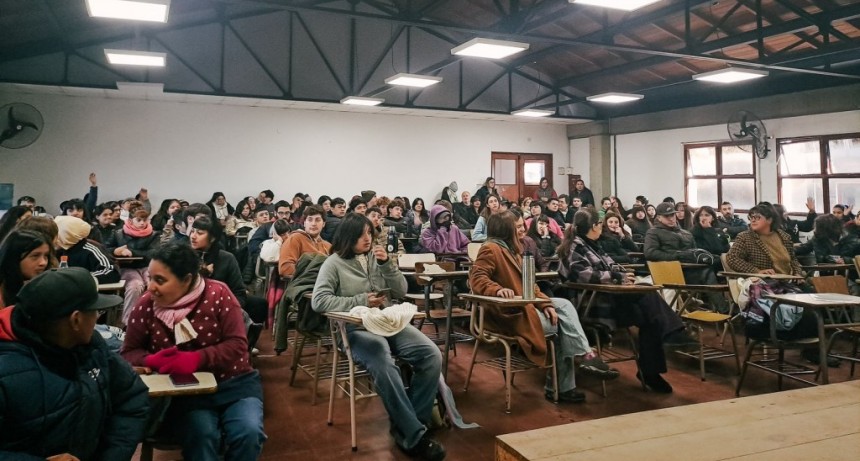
[0, 103, 44, 149]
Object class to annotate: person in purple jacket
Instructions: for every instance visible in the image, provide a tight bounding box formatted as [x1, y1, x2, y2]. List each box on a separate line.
[420, 204, 470, 256]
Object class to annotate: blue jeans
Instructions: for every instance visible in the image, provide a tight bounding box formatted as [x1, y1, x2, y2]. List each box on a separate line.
[346, 324, 442, 450]
[180, 396, 266, 461]
[538, 298, 592, 393]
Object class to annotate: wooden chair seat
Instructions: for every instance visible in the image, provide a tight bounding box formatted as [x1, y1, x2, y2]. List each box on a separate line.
[428, 307, 470, 319]
[682, 310, 731, 323]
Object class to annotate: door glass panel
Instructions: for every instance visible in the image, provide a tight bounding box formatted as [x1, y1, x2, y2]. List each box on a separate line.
[687, 179, 718, 208]
[494, 159, 517, 184]
[781, 178, 824, 213]
[523, 162, 544, 185]
[721, 179, 755, 211]
[687, 147, 716, 176]
[779, 140, 820, 175]
[829, 137, 860, 174]
[722, 146, 753, 175]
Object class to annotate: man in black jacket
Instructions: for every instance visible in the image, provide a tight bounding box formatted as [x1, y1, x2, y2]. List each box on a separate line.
[716, 201, 748, 238]
[0, 267, 149, 460]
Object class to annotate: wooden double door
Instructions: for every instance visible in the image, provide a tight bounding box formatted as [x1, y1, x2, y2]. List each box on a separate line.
[491, 152, 553, 204]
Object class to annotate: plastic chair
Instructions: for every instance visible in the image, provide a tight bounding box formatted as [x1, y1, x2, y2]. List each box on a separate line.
[647, 260, 739, 381]
[461, 296, 558, 414]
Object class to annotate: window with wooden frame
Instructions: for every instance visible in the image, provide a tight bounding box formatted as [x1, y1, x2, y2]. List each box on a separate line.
[777, 133, 860, 214]
[684, 141, 757, 211]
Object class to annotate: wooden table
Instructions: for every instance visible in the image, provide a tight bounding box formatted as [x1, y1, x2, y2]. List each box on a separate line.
[765, 292, 860, 384]
[719, 271, 804, 280]
[140, 372, 218, 397]
[496, 380, 860, 461]
[535, 271, 559, 281]
[563, 282, 664, 317]
[98, 279, 126, 293]
[802, 263, 855, 276]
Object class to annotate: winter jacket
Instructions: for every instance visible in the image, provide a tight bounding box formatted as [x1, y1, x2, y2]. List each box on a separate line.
[404, 209, 428, 238]
[452, 203, 478, 229]
[626, 218, 651, 241]
[783, 211, 816, 243]
[532, 187, 557, 202]
[279, 230, 331, 277]
[525, 215, 564, 239]
[716, 214, 748, 238]
[106, 228, 159, 269]
[322, 213, 343, 242]
[533, 233, 562, 259]
[691, 226, 730, 256]
[473, 186, 499, 206]
[643, 222, 696, 261]
[199, 248, 248, 308]
[559, 235, 627, 285]
[275, 253, 328, 352]
[570, 187, 595, 207]
[795, 236, 843, 263]
[521, 236, 550, 272]
[94, 223, 117, 244]
[468, 240, 550, 366]
[0, 307, 149, 461]
[57, 239, 121, 284]
[383, 216, 408, 235]
[838, 224, 860, 259]
[599, 231, 637, 264]
[725, 230, 803, 276]
[420, 205, 470, 255]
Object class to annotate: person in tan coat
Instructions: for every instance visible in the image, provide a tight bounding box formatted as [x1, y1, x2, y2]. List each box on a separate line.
[279, 205, 331, 277]
[469, 211, 617, 404]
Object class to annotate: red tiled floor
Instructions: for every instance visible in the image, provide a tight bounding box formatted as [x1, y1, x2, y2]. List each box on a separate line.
[136, 325, 857, 460]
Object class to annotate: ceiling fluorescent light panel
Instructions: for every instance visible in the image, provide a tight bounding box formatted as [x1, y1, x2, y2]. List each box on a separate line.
[385, 73, 442, 88]
[693, 68, 769, 84]
[104, 49, 166, 66]
[586, 92, 644, 103]
[512, 109, 554, 117]
[451, 38, 529, 59]
[340, 96, 384, 106]
[86, 0, 170, 22]
[571, 0, 661, 11]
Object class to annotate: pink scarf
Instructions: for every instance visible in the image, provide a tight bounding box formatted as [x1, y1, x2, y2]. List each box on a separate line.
[153, 278, 205, 329]
[124, 219, 154, 238]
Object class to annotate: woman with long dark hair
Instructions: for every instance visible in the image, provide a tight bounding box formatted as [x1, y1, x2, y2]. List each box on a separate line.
[121, 243, 265, 461]
[207, 192, 235, 226]
[474, 177, 500, 205]
[526, 214, 561, 258]
[0, 206, 32, 243]
[312, 214, 444, 460]
[404, 197, 429, 238]
[691, 206, 730, 257]
[626, 205, 651, 241]
[0, 230, 51, 308]
[151, 198, 182, 233]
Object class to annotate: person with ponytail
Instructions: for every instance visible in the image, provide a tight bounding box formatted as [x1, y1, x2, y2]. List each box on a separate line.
[106, 200, 160, 324]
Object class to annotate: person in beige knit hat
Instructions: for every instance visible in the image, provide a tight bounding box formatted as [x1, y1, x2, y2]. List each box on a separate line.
[54, 216, 120, 284]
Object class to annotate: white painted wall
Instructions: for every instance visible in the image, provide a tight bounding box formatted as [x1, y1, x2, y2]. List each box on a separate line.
[0, 92, 570, 212]
[569, 137, 590, 187]
[569, 110, 860, 207]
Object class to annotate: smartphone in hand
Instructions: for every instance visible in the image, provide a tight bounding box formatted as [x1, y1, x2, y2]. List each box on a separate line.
[169, 373, 200, 387]
[375, 288, 392, 297]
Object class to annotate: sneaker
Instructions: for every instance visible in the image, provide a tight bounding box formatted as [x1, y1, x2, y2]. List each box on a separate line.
[801, 348, 841, 368]
[663, 330, 699, 348]
[402, 434, 446, 461]
[636, 371, 673, 394]
[545, 388, 586, 404]
[578, 356, 621, 380]
[246, 322, 263, 352]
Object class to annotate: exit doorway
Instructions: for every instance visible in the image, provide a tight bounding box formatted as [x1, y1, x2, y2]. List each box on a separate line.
[490, 152, 554, 204]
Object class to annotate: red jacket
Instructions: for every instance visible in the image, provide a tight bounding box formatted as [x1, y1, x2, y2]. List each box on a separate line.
[121, 279, 251, 382]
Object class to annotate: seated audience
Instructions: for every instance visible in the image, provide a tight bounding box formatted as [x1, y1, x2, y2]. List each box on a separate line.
[0, 206, 32, 243]
[570, 179, 595, 207]
[420, 204, 470, 256]
[774, 200, 816, 243]
[368, 207, 406, 265]
[597, 197, 612, 220]
[832, 203, 855, 223]
[312, 214, 444, 461]
[226, 199, 258, 238]
[474, 177, 500, 205]
[151, 199, 182, 233]
[93, 202, 120, 243]
[471, 194, 501, 242]
[544, 197, 566, 228]
[384, 199, 409, 234]
[525, 201, 563, 239]
[317, 195, 332, 213]
[259, 218, 292, 263]
[600, 211, 637, 264]
[470, 211, 619, 404]
[796, 214, 846, 263]
[558, 209, 697, 393]
[279, 205, 330, 277]
[716, 201, 748, 237]
[439, 182, 458, 204]
[527, 214, 562, 258]
[645, 203, 657, 224]
[122, 243, 266, 461]
[674, 201, 693, 230]
[107, 200, 160, 324]
[207, 191, 235, 227]
[626, 205, 651, 241]
[452, 191, 475, 228]
[0, 230, 52, 308]
[55, 215, 120, 284]
[258, 189, 275, 213]
[0, 268, 149, 460]
[322, 197, 347, 242]
[405, 198, 429, 238]
[557, 195, 573, 224]
[691, 206, 730, 257]
[533, 177, 557, 202]
[609, 196, 627, 219]
[347, 197, 368, 215]
[160, 202, 212, 245]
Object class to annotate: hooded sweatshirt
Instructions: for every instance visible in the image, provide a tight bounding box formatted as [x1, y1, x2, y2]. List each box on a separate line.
[419, 205, 470, 254]
[55, 216, 121, 284]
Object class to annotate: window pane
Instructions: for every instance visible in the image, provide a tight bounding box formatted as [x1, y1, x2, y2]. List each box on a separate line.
[781, 178, 824, 213]
[494, 159, 516, 184]
[778, 140, 820, 175]
[722, 145, 753, 175]
[688, 179, 718, 208]
[523, 162, 545, 185]
[829, 137, 860, 174]
[828, 178, 860, 209]
[687, 147, 716, 176]
[721, 179, 756, 210]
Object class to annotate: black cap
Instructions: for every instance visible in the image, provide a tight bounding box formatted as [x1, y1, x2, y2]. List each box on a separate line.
[655, 202, 677, 216]
[16, 267, 123, 323]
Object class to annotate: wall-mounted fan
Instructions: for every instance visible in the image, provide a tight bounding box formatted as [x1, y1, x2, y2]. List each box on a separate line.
[727, 110, 769, 159]
[0, 103, 44, 149]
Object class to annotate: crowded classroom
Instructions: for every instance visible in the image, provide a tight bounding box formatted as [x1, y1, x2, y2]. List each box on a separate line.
[2, 1, 860, 461]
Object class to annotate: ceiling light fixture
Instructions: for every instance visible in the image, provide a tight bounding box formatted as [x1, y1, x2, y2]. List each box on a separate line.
[586, 92, 644, 103]
[86, 0, 170, 22]
[570, 0, 661, 11]
[384, 73, 443, 88]
[340, 96, 384, 106]
[104, 49, 166, 66]
[512, 109, 554, 118]
[692, 68, 769, 84]
[451, 38, 530, 59]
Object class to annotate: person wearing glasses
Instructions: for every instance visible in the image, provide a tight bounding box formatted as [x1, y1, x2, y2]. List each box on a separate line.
[0, 267, 149, 460]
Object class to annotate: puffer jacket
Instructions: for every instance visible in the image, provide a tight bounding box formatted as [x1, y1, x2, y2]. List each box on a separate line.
[0, 307, 149, 461]
[644, 222, 696, 261]
[106, 228, 160, 269]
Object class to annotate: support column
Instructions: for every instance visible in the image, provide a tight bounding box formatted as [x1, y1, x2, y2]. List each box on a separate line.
[588, 134, 611, 202]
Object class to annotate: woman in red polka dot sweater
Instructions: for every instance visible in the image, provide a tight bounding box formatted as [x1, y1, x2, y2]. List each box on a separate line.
[121, 243, 265, 461]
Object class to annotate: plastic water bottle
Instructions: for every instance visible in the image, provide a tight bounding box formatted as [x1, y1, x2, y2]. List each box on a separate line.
[386, 227, 398, 254]
[522, 251, 535, 300]
[58, 255, 69, 269]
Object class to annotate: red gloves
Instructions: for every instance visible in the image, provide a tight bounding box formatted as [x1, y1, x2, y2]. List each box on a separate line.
[143, 346, 178, 370]
[159, 350, 202, 375]
[143, 347, 202, 374]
